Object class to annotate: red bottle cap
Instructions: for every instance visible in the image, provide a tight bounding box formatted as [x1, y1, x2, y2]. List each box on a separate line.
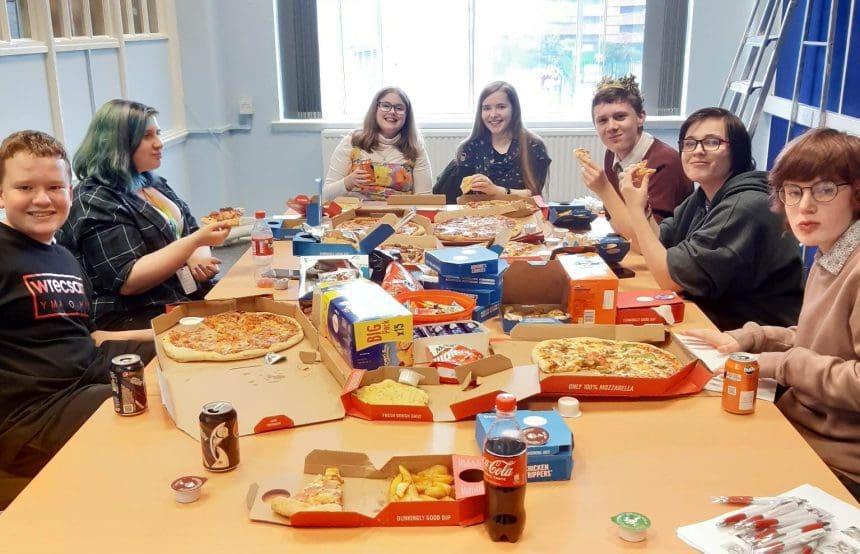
[255, 210, 266, 219]
[495, 392, 516, 412]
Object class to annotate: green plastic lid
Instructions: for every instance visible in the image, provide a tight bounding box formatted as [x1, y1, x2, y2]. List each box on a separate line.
[611, 512, 651, 531]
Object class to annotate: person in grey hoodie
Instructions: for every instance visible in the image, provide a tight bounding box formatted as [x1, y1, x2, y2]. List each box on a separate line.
[585, 107, 802, 330]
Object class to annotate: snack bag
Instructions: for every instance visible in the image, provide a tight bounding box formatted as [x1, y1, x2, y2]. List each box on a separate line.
[429, 344, 484, 369]
[381, 261, 423, 297]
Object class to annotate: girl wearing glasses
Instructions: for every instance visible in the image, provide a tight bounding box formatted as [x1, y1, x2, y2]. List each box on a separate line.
[433, 81, 551, 203]
[685, 127, 860, 501]
[589, 107, 803, 330]
[323, 87, 432, 201]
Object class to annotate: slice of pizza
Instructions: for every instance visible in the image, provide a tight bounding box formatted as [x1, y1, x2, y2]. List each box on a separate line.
[573, 147, 592, 164]
[270, 467, 344, 518]
[629, 160, 656, 187]
[200, 207, 244, 227]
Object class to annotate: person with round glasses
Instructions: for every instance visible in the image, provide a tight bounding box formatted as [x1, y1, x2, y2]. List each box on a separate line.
[589, 107, 803, 330]
[684, 127, 860, 502]
[323, 87, 432, 201]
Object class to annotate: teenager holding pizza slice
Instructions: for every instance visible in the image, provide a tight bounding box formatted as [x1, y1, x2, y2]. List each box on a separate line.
[578, 75, 692, 223]
[684, 128, 860, 502]
[433, 81, 551, 203]
[586, 107, 803, 331]
[57, 99, 230, 331]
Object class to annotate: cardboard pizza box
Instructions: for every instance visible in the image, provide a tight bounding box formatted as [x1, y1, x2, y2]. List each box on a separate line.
[152, 296, 348, 438]
[291, 213, 397, 256]
[247, 450, 486, 527]
[340, 355, 541, 422]
[377, 234, 442, 267]
[615, 289, 686, 325]
[556, 253, 619, 324]
[346, 208, 434, 237]
[491, 325, 713, 397]
[433, 205, 544, 245]
[456, 193, 549, 219]
[386, 194, 447, 206]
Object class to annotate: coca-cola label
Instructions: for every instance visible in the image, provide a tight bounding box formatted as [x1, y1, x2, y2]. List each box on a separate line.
[483, 451, 527, 488]
[252, 237, 273, 257]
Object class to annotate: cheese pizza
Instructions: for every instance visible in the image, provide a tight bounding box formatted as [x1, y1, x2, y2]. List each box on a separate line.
[161, 310, 304, 362]
[379, 242, 425, 264]
[337, 217, 425, 238]
[501, 241, 545, 258]
[270, 467, 344, 518]
[433, 214, 521, 244]
[200, 207, 244, 227]
[531, 337, 683, 378]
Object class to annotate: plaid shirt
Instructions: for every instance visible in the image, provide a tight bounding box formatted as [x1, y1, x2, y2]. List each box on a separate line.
[56, 176, 200, 326]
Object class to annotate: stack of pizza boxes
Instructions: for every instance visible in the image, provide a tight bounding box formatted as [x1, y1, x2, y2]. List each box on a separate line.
[424, 245, 506, 322]
[475, 409, 573, 483]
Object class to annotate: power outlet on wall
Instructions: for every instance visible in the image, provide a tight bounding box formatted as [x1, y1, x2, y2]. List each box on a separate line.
[239, 97, 254, 115]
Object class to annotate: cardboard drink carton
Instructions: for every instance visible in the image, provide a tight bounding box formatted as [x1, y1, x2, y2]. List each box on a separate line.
[475, 409, 573, 482]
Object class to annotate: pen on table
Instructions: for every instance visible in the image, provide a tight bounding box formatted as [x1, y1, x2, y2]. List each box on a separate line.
[751, 518, 829, 542]
[736, 500, 803, 529]
[756, 521, 830, 548]
[710, 496, 783, 506]
[717, 498, 790, 527]
[751, 528, 826, 554]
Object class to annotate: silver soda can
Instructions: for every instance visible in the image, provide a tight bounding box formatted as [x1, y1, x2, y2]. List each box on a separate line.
[109, 354, 147, 416]
[199, 401, 240, 472]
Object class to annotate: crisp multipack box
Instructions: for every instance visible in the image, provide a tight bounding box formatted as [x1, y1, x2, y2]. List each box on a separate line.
[152, 296, 347, 438]
[326, 281, 413, 370]
[341, 356, 540, 422]
[557, 252, 619, 324]
[475, 410, 573, 482]
[248, 450, 486, 527]
[491, 324, 713, 397]
[615, 289, 685, 325]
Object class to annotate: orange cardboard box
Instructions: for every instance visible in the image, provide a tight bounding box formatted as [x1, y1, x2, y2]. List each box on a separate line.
[556, 252, 619, 324]
[152, 296, 348, 438]
[341, 356, 540, 422]
[248, 450, 486, 527]
[615, 289, 686, 325]
[491, 324, 713, 397]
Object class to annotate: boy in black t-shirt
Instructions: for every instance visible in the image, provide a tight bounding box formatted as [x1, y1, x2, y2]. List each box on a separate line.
[0, 131, 155, 509]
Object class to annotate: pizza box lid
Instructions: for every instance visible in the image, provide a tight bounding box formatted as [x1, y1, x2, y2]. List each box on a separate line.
[386, 194, 447, 206]
[425, 245, 500, 277]
[247, 450, 486, 527]
[340, 355, 541, 422]
[293, 213, 397, 256]
[502, 259, 570, 306]
[491, 327, 713, 397]
[616, 289, 684, 308]
[152, 296, 349, 438]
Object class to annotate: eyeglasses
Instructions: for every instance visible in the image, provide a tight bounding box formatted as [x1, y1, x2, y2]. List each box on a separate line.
[377, 101, 407, 114]
[678, 137, 730, 152]
[777, 181, 851, 206]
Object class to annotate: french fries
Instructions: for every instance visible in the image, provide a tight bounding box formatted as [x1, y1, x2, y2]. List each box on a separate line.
[388, 464, 455, 502]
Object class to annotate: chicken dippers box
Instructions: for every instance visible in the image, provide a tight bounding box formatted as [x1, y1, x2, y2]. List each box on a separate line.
[475, 410, 573, 482]
[491, 324, 713, 397]
[248, 450, 486, 527]
[152, 296, 348, 438]
[615, 289, 685, 325]
[341, 356, 541, 422]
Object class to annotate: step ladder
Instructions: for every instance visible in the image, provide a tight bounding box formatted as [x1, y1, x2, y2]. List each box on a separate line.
[719, 0, 800, 137]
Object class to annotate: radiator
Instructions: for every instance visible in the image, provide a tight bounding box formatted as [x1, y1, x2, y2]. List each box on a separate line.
[321, 129, 606, 202]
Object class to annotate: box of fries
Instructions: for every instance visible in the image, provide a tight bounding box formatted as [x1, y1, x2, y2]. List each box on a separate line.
[340, 355, 540, 422]
[247, 450, 486, 527]
[491, 325, 713, 397]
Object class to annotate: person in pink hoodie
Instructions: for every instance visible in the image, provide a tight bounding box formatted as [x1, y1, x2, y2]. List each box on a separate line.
[685, 127, 860, 501]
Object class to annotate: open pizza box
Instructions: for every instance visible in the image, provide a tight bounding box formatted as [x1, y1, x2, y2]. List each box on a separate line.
[341, 355, 541, 422]
[435, 204, 545, 244]
[456, 193, 543, 219]
[491, 324, 713, 397]
[152, 296, 350, 438]
[292, 213, 397, 256]
[247, 450, 486, 527]
[377, 234, 443, 267]
[347, 207, 434, 235]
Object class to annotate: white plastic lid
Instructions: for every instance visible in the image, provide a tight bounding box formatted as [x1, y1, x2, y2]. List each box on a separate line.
[398, 369, 422, 387]
[558, 396, 582, 418]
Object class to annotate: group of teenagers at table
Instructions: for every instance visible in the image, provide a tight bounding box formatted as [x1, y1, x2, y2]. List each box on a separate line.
[0, 75, 857, 510]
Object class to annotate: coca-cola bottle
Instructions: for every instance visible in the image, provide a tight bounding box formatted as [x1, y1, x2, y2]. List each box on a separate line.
[483, 392, 527, 542]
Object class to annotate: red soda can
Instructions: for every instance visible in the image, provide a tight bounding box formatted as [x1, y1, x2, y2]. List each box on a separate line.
[199, 401, 240, 472]
[109, 354, 147, 416]
[722, 353, 759, 414]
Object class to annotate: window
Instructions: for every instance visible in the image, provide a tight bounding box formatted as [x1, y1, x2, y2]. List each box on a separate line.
[300, 0, 685, 121]
[3, 0, 31, 40]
